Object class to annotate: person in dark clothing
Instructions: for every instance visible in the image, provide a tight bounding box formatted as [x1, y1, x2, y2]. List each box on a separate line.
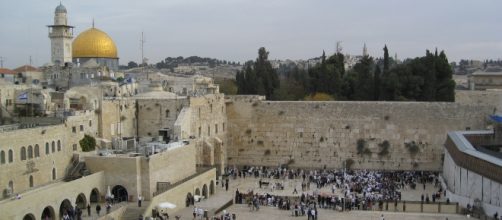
[87, 204, 91, 216]
[96, 204, 101, 216]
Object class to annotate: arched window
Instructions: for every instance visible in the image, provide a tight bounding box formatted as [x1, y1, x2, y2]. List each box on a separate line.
[165, 109, 170, 118]
[45, 143, 49, 155]
[0, 151, 5, 164]
[34, 145, 40, 158]
[21, 147, 26, 161]
[51, 141, 55, 153]
[8, 150, 13, 163]
[29, 175, 33, 188]
[52, 168, 56, 180]
[57, 140, 61, 152]
[28, 145, 33, 159]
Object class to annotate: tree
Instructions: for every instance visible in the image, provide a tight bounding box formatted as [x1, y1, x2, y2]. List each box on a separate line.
[235, 48, 279, 99]
[374, 66, 381, 100]
[79, 135, 96, 152]
[127, 61, 138, 69]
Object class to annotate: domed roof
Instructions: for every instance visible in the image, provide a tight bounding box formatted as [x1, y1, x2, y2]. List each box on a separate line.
[55, 3, 67, 13]
[72, 27, 118, 59]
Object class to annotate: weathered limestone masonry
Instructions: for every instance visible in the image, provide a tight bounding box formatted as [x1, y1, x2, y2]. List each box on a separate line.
[189, 94, 227, 173]
[226, 95, 492, 170]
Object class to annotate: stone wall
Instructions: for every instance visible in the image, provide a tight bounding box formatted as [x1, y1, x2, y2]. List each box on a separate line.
[100, 98, 136, 145]
[142, 168, 217, 218]
[137, 98, 188, 140]
[1, 171, 105, 220]
[85, 142, 196, 200]
[189, 94, 227, 172]
[226, 96, 492, 170]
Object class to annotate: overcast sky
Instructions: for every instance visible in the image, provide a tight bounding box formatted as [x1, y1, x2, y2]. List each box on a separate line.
[1, 0, 501, 68]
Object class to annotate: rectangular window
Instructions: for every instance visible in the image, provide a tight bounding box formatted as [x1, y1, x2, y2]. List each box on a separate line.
[73, 144, 77, 151]
[72, 126, 76, 133]
[198, 127, 201, 137]
[215, 124, 218, 134]
[89, 120, 92, 127]
[208, 126, 211, 136]
[80, 125, 84, 131]
[223, 123, 225, 132]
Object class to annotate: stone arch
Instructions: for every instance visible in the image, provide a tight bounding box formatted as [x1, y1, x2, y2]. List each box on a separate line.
[41, 206, 56, 220]
[28, 145, 33, 159]
[76, 193, 87, 209]
[34, 144, 40, 158]
[202, 184, 208, 198]
[112, 185, 128, 202]
[29, 175, 33, 188]
[210, 180, 215, 195]
[57, 140, 61, 151]
[8, 149, 13, 163]
[0, 150, 5, 164]
[186, 192, 193, 207]
[21, 146, 26, 160]
[51, 141, 55, 153]
[59, 199, 72, 218]
[22, 213, 35, 220]
[195, 188, 200, 196]
[52, 168, 56, 180]
[90, 188, 100, 203]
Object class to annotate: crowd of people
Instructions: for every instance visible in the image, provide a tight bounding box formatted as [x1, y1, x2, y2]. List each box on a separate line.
[225, 165, 446, 218]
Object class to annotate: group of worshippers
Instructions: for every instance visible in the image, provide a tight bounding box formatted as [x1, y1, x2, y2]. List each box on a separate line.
[228, 165, 442, 215]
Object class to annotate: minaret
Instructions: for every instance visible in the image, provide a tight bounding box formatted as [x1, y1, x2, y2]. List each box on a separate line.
[363, 43, 368, 57]
[47, 3, 74, 65]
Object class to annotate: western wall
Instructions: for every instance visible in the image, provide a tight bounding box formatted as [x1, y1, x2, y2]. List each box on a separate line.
[225, 95, 496, 170]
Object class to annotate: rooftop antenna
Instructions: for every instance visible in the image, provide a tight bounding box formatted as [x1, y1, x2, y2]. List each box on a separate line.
[140, 31, 147, 79]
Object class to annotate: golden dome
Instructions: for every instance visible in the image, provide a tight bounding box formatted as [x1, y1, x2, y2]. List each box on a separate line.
[72, 28, 118, 59]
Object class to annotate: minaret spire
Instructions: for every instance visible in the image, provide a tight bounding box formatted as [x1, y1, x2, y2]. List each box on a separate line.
[92, 18, 95, 28]
[363, 43, 368, 57]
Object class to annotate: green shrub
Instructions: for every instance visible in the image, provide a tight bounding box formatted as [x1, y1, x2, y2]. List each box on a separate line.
[79, 135, 96, 152]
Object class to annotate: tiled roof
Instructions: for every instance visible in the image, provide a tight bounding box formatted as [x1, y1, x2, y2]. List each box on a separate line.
[13, 65, 40, 73]
[0, 68, 16, 75]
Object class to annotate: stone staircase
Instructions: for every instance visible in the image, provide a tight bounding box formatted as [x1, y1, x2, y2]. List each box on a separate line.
[121, 202, 150, 220]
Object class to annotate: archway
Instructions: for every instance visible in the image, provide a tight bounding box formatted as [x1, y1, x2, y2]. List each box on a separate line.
[76, 193, 87, 209]
[22, 213, 35, 220]
[210, 180, 215, 195]
[186, 192, 193, 207]
[111, 185, 128, 202]
[195, 188, 200, 196]
[59, 199, 72, 218]
[202, 184, 208, 198]
[90, 188, 100, 203]
[41, 206, 55, 220]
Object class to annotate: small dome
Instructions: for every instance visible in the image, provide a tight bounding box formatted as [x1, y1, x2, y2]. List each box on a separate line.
[72, 27, 118, 59]
[55, 3, 67, 13]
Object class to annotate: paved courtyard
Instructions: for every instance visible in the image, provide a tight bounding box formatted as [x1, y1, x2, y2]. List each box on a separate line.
[225, 205, 469, 220]
[174, 174, 463, 220]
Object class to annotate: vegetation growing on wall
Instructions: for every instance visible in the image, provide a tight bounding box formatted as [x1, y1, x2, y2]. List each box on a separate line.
[405, 141, 420, 157]
[356, 139, 366, 155]
[378, 140, 390, 157]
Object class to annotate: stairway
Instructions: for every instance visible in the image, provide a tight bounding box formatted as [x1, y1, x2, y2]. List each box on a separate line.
[121, 202, 150, 220]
